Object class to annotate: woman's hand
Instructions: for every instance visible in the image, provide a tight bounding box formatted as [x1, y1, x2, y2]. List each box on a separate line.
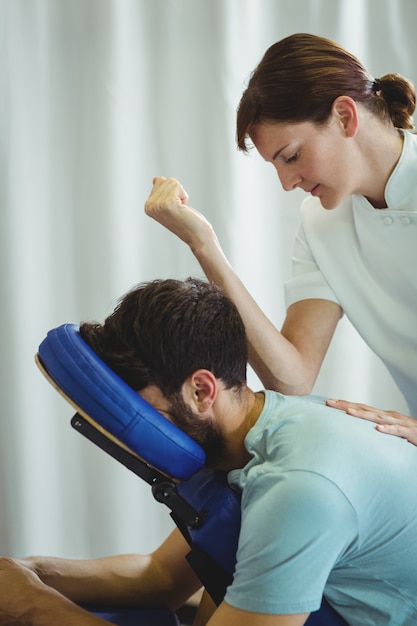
[326, 399, 417, 445]
[144, 177, 215, 251]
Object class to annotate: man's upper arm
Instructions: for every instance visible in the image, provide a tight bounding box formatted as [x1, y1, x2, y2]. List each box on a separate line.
[207, 600, 309, 626]
[225, 471, 357, 616]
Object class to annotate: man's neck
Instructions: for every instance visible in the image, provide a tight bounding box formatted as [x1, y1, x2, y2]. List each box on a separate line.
[213, 389, 265, 471]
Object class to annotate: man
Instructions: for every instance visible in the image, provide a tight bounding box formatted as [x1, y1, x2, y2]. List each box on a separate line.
[1, 277, 417, 625]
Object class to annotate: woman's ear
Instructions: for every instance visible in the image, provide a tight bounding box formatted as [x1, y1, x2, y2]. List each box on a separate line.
[332, 96, 359, 138]
[183, 369, 218, 413]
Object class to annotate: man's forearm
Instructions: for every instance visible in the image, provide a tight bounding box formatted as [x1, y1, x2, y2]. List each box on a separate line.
[26, 587, 111, 626]
[26, 529, 201, 610]
[0, 557, 108, 625]
[26, 553, 173, 607]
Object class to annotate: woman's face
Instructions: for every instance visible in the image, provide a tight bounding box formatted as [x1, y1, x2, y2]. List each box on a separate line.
[251, 115, 358, 210]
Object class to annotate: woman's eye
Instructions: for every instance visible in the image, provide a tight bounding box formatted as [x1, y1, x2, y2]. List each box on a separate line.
[286, 152, 299, 163]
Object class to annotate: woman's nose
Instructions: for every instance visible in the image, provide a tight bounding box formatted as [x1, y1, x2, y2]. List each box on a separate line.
[276, 167, 301, 191]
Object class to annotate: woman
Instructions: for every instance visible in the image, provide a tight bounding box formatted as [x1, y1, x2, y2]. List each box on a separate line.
[145, 33, 417, 444]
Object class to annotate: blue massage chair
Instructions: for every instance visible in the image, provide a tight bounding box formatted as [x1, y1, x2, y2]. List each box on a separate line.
[36, 323, 348, 626]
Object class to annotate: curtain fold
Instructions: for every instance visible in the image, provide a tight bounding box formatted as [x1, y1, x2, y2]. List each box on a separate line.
[1, 0, 415, 558]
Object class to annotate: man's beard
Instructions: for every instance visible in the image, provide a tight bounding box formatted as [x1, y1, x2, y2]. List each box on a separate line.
[169, 392, 228, 468]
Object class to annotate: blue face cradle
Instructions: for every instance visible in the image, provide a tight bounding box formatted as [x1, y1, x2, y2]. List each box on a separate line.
[36, 323, 206, 481]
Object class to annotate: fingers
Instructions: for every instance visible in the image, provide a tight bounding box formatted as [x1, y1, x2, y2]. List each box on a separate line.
[0, 556, 37, 578]
[326, 399, 375, 414]
[144, 175, 215, 248]
[327, 399, 401, 424]
[148, 177, 189, 206]
[0, 556, 16, 571]
[327, 399, 389, 423]
[375, 423, 417, 446]
[152, 176, 166, 185]
[327, 398, 417, 445]
[327, 398, 399, 424]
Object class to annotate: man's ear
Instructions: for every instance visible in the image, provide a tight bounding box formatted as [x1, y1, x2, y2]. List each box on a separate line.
[332, 96, 359, 138]
[183, 369, 218, 413]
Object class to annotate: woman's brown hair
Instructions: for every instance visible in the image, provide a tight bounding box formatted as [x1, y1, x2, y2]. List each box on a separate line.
[237, 33, 415, 151]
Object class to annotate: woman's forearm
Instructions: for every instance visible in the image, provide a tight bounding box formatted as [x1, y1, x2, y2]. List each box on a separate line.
[145, 177, 341, 394]
[191, 240, 298, 385]
[190, 237, 338, 394]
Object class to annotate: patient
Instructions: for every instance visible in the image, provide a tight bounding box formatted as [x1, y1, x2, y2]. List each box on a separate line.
[1, 277, 417, 626]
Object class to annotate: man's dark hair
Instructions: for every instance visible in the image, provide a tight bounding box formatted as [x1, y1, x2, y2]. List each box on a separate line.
[80, 277, 248, 397]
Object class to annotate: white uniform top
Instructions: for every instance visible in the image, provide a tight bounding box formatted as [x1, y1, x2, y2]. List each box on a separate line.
[285, 130, 417, 416]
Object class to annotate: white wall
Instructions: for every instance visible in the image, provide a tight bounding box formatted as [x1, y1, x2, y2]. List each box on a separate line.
[1, 0, 415, 558]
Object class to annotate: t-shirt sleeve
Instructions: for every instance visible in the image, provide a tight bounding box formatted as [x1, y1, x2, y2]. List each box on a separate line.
[284, 218, 341, 309]
[224, 469, 358, 615]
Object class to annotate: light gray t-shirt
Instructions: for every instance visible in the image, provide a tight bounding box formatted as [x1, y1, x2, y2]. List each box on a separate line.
[226, 390, 417, 624]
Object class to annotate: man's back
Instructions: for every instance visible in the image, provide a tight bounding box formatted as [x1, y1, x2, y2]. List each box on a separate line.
[226, 391, 417, 625]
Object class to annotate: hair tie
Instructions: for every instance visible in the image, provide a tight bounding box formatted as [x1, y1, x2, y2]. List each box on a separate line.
[373, 78, 382, 94]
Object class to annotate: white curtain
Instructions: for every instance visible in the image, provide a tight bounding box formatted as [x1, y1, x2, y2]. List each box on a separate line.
[1, 0, 415, 559]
